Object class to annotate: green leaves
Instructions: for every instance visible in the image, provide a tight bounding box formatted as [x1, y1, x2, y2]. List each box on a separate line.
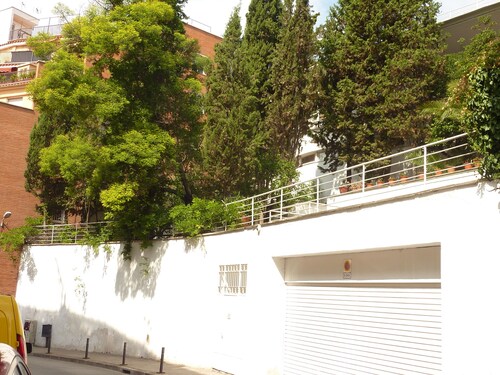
[25, 0, 203, 253]
[315, 0, 446, 170]
[39, 135, 99, 185]
[464, 49, 500, 180]
[100, 182, 139, 219]
[169, 198, 240, 237]
[0, 217, 43, 261]
[267, 0, 318, 160]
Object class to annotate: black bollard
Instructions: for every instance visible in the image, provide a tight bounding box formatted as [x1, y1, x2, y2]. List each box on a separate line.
[84, 338, 89, 359]
[158, 347, 165, 374]
[121, 342, 127, 365]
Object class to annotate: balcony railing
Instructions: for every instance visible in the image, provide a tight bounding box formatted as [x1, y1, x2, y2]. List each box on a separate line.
[228, 133, 478, 229]
[9, 23, 65, 42]
[28, 134, 479, 245]
[29, 222, 108, 245]
[0, 69, 36, 84]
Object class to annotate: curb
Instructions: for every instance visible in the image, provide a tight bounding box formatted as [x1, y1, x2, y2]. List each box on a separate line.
[30, 352, 154, 375]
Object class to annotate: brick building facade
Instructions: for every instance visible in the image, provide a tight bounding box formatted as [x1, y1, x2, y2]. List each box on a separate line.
[0, 102, 38, 295]
[184, 24, 222, 59]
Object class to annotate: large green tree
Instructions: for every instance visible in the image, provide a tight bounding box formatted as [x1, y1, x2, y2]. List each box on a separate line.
[314, 0, 446, 170]
[266, 0, 318, 161]
[202, 0, 293, 197]
[25, 0, 203, 251]
[201, 7, 253, 197]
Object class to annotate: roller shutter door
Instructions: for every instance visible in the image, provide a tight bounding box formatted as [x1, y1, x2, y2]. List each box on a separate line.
[284, 284, 441, 375]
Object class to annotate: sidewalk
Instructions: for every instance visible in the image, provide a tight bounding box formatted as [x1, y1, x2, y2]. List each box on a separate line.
[30, 345, 218, 375]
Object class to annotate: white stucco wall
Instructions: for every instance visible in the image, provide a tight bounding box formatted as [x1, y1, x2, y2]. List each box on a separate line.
[15, 178, 500, 374]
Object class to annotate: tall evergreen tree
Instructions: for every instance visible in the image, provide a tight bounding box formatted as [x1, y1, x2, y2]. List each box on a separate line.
[266, 0, 318, 161]
[202, 1, 291, 197]
[242, 0, 282, 106]
[314, 0, 446, 170]
[201, 7, 253, 197]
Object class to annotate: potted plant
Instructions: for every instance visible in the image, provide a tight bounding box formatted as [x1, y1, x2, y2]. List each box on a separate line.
[338, 179, 350, 193]
[351, 182, 362, 192]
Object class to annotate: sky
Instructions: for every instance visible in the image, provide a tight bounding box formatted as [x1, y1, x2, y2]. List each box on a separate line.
[3, 0, 499, 37]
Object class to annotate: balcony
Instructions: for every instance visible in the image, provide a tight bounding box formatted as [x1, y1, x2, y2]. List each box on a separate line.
[0, 69, 36, 85]
[9, 23, 65, 43]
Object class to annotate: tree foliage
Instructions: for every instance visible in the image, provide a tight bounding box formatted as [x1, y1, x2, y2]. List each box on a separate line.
[203, 0, 316, 198]
[426, 17, 499, 141]
[314, 0, 446, 170]
[201, 7, 250, 197]
[25, 0, 203, 252]
[0, 217, 43, 262]
[202, 2, 294, 197]
[169, 198, 240, 237]
[463, 35, 500, 180]
[266, 0, 318, 161]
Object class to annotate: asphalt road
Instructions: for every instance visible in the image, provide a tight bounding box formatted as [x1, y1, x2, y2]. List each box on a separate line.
[28, 356, 123, 375]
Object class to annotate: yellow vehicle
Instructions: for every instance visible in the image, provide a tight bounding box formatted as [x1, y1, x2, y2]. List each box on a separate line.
[0, 295, 29, 363]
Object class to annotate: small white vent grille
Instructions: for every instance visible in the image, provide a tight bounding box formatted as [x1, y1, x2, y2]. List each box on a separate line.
[218, 264, 247, 295]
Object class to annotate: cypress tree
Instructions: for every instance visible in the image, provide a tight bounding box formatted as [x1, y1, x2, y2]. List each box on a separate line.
[202, 1, 289, 197]
[242, 0, 283, 105]
[314, 0, 446, 170]
[266, 0, 318, 161]
[239, 0, 286, 192]
[201, 7, 252, 197]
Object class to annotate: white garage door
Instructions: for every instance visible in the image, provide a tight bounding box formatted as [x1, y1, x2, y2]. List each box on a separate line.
[284, 284, 441, 375]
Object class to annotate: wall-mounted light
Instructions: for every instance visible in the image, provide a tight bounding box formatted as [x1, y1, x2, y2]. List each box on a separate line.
[1, 211, 12, 229]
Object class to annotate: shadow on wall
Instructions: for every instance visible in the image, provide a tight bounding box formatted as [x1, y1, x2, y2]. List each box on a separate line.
[20, 304, 165, 360]
[184, 236, 206, 254]
[17, 241, 212, 368]
[21, 241, 168, 301]
[19, 246, 38, 282]
[114, 240, 168, 300]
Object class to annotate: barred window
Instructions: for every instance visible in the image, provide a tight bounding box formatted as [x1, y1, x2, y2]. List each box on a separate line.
[219, 264, 247, 295]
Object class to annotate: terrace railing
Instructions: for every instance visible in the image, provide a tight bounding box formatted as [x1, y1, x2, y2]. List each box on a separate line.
[29, 222, 108, 245]
[227, 133, 478, 229]
[29, 134, 479, 244]
[0, 69, 36, 84]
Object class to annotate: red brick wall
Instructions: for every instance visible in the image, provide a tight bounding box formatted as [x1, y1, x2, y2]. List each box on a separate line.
[0, 103, 38, 295]
[184, 24, 222, 59]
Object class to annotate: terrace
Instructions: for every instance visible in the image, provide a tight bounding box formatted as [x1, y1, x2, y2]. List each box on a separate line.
[29, 133, 480, 244]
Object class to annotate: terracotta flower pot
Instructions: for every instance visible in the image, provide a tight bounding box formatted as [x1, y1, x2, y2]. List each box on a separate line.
[339, 186, 349, 194]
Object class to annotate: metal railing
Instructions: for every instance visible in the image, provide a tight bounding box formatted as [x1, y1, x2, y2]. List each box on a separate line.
[9, 23, 65, 41]
[227, 133, 478, 229]
[0, 69, 36, 84]
[28, 134, 478, 244]
[29, 222, 108, 245]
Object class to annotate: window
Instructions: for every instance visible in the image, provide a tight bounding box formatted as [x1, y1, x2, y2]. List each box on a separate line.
[7, 97, 23, 106]
[219, 264, 247, 295]
[11, 51, 35, 62]
[300, 153, 316, 166]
